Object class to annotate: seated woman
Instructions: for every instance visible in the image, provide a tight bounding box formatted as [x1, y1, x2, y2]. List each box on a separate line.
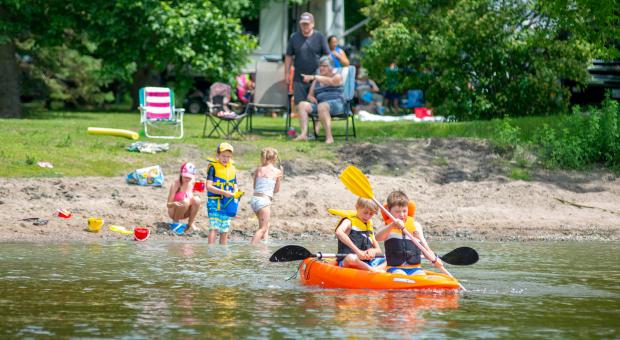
[294, 56, 344, 144]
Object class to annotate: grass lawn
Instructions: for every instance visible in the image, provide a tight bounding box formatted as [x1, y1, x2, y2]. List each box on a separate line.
[0, 110, 560, 177]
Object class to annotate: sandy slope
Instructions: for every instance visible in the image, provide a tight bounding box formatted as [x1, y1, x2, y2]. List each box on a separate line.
[1, 139, 618, 242]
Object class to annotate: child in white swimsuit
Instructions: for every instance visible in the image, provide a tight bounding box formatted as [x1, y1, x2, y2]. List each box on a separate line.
[250, 148, 283, 244]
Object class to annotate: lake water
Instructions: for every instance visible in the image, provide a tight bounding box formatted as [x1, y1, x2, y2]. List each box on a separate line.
[1, 241, 618, 339]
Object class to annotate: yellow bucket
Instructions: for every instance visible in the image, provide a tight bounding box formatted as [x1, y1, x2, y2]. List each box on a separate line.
[87, 217, 104, 232]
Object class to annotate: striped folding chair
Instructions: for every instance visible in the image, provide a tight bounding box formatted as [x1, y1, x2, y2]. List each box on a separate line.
[139, 87, 185, 139]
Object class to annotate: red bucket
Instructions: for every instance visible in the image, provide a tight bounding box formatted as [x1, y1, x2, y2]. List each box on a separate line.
[193, 180, 206, 192]
[57, 209, 72, 219]
[134, 227, 150, 241]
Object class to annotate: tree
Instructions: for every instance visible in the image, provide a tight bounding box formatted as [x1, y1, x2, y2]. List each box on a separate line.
[0, 1, 76, 118]
[362, 0, 619, 120]
[0, 0, 258, 116]
[77, 0, 257, 109]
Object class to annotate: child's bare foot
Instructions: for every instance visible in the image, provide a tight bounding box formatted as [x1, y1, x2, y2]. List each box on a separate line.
[293, 135, 308, 141]
[325, 137, 334, 144]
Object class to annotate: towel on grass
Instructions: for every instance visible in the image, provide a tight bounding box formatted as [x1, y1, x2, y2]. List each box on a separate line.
[357, 110, 446, 122]
[127, 142, 170, 154]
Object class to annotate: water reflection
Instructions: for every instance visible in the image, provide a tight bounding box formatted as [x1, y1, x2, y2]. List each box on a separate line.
[304, 289, 459, 336]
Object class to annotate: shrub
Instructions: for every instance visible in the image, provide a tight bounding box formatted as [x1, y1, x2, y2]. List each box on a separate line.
[493, 118, 520, 154]
[534, 98, 620, 169]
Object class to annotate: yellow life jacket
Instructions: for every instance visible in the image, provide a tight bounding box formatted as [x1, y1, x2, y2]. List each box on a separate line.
[329, 209, 375, 255]
[385, 216, 416, 240]
[206, 157, 236, 201]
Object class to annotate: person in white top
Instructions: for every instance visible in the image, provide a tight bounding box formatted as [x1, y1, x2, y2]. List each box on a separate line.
[250, 147, 283, 244]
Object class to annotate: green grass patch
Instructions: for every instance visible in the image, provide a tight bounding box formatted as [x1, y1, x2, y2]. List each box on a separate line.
[1, 108, 609, 177]
[508, 167, 531, 181]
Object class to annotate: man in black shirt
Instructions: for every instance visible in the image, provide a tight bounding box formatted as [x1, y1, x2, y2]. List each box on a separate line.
[285, 12, 330, 112]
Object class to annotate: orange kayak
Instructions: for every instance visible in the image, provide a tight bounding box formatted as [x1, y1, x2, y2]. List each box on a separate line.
[299, 258, 461, 290]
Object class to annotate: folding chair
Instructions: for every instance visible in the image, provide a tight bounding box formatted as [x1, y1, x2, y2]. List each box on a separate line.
[311, 66, 357, 141]
[139, 87, 184, 139]
[202, 82, 248, 139]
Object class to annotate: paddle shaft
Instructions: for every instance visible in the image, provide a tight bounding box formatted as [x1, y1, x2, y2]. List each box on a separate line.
[316, 253, 445, 263]
[314, 253, 384, 260]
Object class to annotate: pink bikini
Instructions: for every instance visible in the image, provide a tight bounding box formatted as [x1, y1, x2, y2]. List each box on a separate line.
[174, 190, 192, 202]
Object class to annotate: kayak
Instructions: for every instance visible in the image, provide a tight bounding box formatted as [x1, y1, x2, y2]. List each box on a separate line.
[299, 258, 461, 290]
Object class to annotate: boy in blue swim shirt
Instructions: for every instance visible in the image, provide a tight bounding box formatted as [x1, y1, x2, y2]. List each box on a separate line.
[333, 198, 386, 272]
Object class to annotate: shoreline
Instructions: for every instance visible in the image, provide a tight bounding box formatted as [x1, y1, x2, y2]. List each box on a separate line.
[2, 139, 618, 243]
[2, 171, 618, 243]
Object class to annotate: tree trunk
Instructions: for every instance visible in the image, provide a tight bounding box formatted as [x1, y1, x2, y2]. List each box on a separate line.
[130, 67, 161, 111]
[0, 41, 22, 118]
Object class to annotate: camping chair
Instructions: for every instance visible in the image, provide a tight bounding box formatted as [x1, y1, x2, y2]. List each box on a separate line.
[139, 87, 184, 139]
[202, 82, 248, 139]
[310, 66, 357, 141]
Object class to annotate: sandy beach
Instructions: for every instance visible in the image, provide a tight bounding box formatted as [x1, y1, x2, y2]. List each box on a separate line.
[2, 139, 619, 242]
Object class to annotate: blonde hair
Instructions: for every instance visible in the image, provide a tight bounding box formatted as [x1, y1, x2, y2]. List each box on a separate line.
[260, 147, 279, 166]
[386, 190, 409, 209]
[356, 197, 378, 212]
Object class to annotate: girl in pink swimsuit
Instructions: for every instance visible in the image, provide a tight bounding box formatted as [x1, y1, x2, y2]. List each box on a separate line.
[167, 162, 201, 232]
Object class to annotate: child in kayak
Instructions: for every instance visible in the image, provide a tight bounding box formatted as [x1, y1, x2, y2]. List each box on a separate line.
[166, 162, 201, 232]
[333, 198, 386, 272]
[205, 142, 240, 245]
[375, 190, 445, 275]
[250, 147, 283, 244]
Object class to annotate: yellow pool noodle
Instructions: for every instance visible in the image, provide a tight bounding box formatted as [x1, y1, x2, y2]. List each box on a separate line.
[87, 127, 139, 140]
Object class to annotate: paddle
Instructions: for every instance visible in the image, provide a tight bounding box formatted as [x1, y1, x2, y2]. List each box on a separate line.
[269, 245, 479, 265]
[269, 245, 379, 262]
[339, 165, 465, 288]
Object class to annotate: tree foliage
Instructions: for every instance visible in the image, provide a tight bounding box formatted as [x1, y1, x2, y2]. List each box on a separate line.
[17, 41, 115, 108]
[0, 0, 259, 115]
[78, 1, 256, 82]
[362, 0, 620, 120]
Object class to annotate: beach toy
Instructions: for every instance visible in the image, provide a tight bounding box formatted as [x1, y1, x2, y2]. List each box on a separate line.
[170, 223, 187, 235]
[87, 127, 139, 140]
[87, 217, 104, 232]
[57, 209, 72, 219]
[193, 179, 206, 192]
[109, 225, 133, 235]
[221, 191, 244, 217]
[134, 227, 150, 241]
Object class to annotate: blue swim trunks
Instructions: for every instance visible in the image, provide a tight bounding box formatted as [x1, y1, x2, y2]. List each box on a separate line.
[338, 257, 386, 267]
[386, 266, 424, 275]
[207, 199, 231, 233]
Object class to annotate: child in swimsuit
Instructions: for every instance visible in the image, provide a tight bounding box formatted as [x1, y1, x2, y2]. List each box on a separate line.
[166, 162, 201, 232]
[250, 147, 283, 244]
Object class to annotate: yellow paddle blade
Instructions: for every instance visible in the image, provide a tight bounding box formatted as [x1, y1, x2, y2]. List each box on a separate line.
[327, 208, 357, 218]
[339, 165, 374, 199]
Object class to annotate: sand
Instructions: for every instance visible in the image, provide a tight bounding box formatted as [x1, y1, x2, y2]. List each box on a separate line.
[1, 138, 619, 243]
